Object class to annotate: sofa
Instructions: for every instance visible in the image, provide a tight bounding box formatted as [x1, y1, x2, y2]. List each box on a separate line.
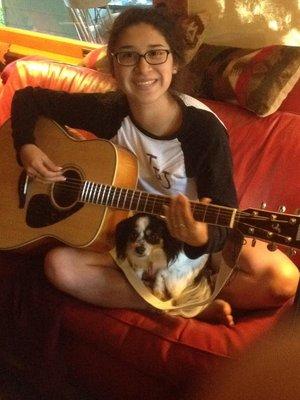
[0, 52, 299, 400]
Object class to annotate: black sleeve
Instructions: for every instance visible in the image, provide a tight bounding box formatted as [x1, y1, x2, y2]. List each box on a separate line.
[11, 87, 119, 155]
[181, 109, 238, 257]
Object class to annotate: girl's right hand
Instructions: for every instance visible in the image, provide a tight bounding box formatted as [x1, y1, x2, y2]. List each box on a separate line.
[19, 144, 66, 182]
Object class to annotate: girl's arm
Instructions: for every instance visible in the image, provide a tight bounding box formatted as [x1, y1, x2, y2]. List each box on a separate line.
[11, 87, 117, 180]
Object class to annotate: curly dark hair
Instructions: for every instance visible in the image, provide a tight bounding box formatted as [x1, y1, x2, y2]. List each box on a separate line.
[107, 6, 186, 70]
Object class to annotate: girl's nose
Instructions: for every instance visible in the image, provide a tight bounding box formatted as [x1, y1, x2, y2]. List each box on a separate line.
[135, 57, 152, 73]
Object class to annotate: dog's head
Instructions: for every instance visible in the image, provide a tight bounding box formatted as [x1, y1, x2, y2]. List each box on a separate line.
[115, 213, 182, 268]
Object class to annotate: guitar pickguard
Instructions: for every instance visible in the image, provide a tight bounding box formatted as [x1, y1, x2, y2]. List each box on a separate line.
[26, 194, 83, 228]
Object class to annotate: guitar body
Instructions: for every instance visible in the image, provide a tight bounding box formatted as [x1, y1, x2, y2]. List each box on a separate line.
[0, 117, 138, 251]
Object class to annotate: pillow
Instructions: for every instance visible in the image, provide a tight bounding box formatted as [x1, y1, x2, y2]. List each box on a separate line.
[187, 44, 300, 116]
[79, 45, 109, 74]
[0, 59, 116, 127]
[1, 55, 51, 84]
[80, 12, 209, 72]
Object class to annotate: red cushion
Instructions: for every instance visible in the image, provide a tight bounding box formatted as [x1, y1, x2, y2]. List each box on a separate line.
[2, 256, 290, 400]
[60, 300, 291, 399]
[278, 79, 300, 115]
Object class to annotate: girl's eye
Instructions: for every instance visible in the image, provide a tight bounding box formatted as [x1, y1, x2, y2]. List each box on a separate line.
[148, 50, 165, 59]
[119, 52, 136, 61]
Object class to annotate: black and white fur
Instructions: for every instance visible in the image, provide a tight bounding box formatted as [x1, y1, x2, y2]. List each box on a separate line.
[115, 213, 210, 301]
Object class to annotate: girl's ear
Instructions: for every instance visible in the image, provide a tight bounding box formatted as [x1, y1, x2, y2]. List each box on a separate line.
[172, 61, 179, 74]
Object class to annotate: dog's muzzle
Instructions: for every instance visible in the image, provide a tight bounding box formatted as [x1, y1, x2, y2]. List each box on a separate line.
[135, 244, 146, 256]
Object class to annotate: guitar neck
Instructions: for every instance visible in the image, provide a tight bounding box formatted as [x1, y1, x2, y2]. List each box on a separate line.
[80, 181, 236, 228]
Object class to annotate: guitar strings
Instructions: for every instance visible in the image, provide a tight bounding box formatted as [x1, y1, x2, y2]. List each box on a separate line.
[48, 178, 272, 222]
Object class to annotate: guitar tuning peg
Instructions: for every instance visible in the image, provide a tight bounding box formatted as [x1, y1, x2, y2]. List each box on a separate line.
[278, 205, 286, 213]
[287, 248, 297, 258]
[267, 242, 278, 252]
[251, 238, 256, 247]
[260, 202, 267, 209]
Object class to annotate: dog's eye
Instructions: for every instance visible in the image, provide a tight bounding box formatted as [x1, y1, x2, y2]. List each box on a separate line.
[146, 232, 160, 244]
[129, 231, 139, 241]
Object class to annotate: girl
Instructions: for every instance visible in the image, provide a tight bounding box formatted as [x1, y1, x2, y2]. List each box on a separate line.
[11, 7, 298, 325]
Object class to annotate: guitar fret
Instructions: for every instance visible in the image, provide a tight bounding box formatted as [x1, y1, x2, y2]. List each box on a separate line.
[110, 186, 117, 207]
[92, 183, 98, 203]
[127, 189, 135, 210]
[99, 184, 106, 205]
[89, 182, 95, 203]
[149, 195, 156, 214]
[95, 184, 102, 204]
[152, 195, 167, 215]
[101, 185, 108, 205]
[82, 181, 90, 202]
[144, 194, 155, 214]
[191, 203, 196, 215]
[86, 182, 93, 203]
[80, 181, 87, 202]
[123, 189, 132, 210]
[87, 182, 93, 203]
[135, 191, 142, 211]
[129, 191, 138, 210]
[140, 192, 148, 212]
[91, 183, 97, 203]
[114, 187, 122, 208]
[106, 186, 113, 205]
[202, 204, 207, 221]
[205, 207, 221, 224]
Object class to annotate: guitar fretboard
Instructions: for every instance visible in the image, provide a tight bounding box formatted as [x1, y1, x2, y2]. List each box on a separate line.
[79, 181, 237, 228]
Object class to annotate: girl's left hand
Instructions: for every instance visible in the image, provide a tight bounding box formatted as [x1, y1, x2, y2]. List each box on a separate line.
[164, 194, 211, 246]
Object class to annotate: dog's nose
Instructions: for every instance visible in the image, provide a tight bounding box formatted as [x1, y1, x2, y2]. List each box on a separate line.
[135, 245, 145, 255]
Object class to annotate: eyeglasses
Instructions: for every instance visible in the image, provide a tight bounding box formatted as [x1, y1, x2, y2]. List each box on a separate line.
[111, 49, 172, 66]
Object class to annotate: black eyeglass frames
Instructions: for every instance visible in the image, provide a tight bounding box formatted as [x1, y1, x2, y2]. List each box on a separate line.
[111, 49, 172, 66]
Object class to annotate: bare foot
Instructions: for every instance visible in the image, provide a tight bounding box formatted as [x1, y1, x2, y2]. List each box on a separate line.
[198, 299, 234, 326]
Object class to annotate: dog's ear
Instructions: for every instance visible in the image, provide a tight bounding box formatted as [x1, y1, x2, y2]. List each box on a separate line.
[115, 217, 132, 259]
[162, 223, 183, 264]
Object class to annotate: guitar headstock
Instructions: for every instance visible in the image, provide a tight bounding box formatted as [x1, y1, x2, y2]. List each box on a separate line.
[236, 208, 300, 250]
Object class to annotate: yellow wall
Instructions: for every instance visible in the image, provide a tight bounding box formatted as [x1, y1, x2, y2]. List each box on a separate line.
[189, 0, 300, 48]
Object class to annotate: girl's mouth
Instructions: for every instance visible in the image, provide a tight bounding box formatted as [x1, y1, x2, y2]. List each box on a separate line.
[135, 79, 157, 88]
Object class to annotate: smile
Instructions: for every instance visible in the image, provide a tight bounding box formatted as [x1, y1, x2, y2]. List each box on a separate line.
[135, 80, 157, 87]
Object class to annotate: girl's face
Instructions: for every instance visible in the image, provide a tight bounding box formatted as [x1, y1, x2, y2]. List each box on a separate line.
[112, 23, 178, 107]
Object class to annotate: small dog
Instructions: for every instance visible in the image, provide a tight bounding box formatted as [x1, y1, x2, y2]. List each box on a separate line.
[115, 213, 209, 302]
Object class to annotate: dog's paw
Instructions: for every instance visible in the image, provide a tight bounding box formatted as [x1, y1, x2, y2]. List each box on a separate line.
[152, 270, 169, 300]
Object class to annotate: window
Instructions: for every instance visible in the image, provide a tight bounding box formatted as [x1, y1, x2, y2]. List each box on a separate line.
[0, 1, 153, 43]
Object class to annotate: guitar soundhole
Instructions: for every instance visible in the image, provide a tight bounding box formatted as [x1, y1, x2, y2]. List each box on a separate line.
[52, 168, 82, 208]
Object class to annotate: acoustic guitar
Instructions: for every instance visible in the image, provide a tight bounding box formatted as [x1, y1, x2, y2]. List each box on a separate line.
[0, 117, 299, 254]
